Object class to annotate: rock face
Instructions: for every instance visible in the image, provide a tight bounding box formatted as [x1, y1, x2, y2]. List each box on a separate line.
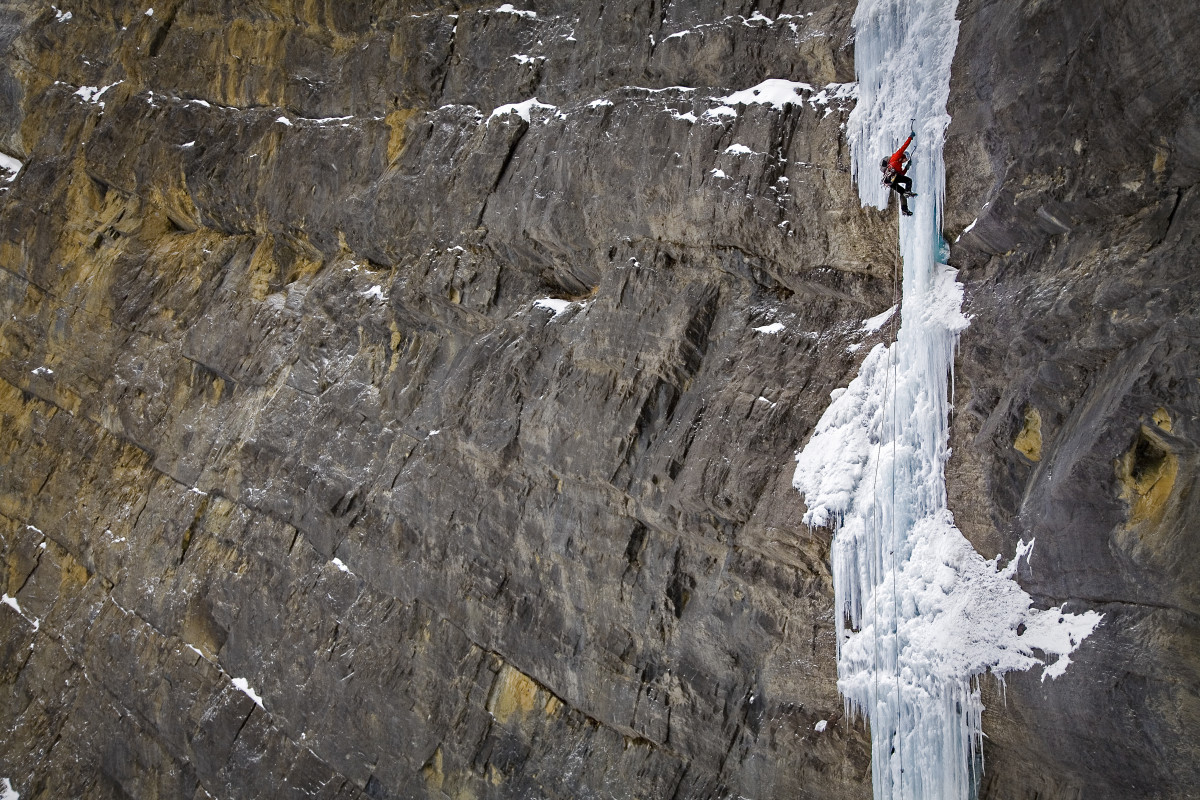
[0, 2, 882, 798]
[944, 1, 1200, 797]
[0, 1, 1194, 799]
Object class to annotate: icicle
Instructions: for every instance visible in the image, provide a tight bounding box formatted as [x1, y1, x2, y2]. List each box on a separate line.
[793, 0, 1103, 798]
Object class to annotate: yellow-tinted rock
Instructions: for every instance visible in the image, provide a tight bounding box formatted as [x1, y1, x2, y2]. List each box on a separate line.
[59, 550, 91, 589]
[385, 109, 418, 164]
[487, 663, 543, 723]
[422, 747, 444, 792]
[1014, 405, 1043, 462]
[1116, 424, 1178, 527]
[1153, 147, 1169, 176]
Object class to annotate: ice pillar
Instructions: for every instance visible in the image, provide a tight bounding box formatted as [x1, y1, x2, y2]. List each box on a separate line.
[793, 1, 1102, 798]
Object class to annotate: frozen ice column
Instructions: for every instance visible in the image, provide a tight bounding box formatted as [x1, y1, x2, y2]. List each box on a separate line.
[793, 0, 1103, 799]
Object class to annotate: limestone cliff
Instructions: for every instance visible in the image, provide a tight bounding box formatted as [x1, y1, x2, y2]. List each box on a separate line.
[945, 1, 1200, 796]
[0, 1, 1195, 799]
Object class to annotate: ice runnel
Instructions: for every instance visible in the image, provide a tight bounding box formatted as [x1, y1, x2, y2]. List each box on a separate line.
[792, 1, 1103, 798]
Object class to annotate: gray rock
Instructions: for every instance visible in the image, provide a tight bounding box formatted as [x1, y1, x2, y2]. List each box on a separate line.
[0, 0, 1196, 797]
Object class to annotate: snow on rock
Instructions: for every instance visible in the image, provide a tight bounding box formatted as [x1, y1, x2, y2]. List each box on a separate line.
[723, 144, 755, 156]
[710, 168, 728, 179]
[0, 778, 17, 800]
[954, 218, 978, 242]
[360, 285, 387, 302]
[703, 105, 738, 121]
[533, 298, 575, 317]
[0, 153, 22, 181]
[53, 7, 72, 22]
[793, 1, 1102, 798]
[488, 97, 559, 124]
[492, 4, 537, 18]
[753, 322, 786, 334]
[331, 558, 353, 574]
[719, 78, 814, 109]
[663, 12, 817, 41]
[861, 304, 898, 333]
[30, 366, 53, 376]
[587, 98, 613, 108]
[231, 677, 265, 709]
[1, 593, 39, 632]
[1, 594, 23, 616]
[815, 720, 828, 733]
[809, 82, 859, 109]
[716, 79, 857, 113]
[74, 81, 122, 107]
[623, 85, 697, 95]
[275, 116, 293, 126]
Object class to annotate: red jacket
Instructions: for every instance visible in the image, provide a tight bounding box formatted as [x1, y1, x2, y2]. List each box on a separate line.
[887, 135, 913, 174]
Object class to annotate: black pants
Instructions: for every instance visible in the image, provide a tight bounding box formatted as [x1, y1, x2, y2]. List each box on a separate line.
[886, 174, 912, 214]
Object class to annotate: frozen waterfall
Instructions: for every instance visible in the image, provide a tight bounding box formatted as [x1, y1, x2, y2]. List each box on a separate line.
[792, 1, 1104, 798]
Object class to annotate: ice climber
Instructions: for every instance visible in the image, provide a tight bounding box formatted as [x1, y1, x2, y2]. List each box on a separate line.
[880, 132, 917, 216]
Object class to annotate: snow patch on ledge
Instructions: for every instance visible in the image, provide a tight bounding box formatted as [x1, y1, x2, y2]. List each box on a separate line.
[533, 298, 586, 318]
[0, 153, 21, 181]
[2, 593, 39, 632]
[1, 594, 23, 616]
[715, 79, 857, 112]
[491, 4, 537, 18]
[231, 677, 265, 709]
[861, 304, 898, 333]
[72, 80, 123, 107]
[703, 105, 738, 120]
[488, 97, 559, 124]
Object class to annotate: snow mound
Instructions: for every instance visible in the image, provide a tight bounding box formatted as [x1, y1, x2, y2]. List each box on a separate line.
[488, 97, 559, 124]
[715, 79, 857, 112]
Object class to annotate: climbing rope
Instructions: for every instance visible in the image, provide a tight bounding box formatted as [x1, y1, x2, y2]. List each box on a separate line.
[890, 248, 904, 799]
[867, 251, 905, 798]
